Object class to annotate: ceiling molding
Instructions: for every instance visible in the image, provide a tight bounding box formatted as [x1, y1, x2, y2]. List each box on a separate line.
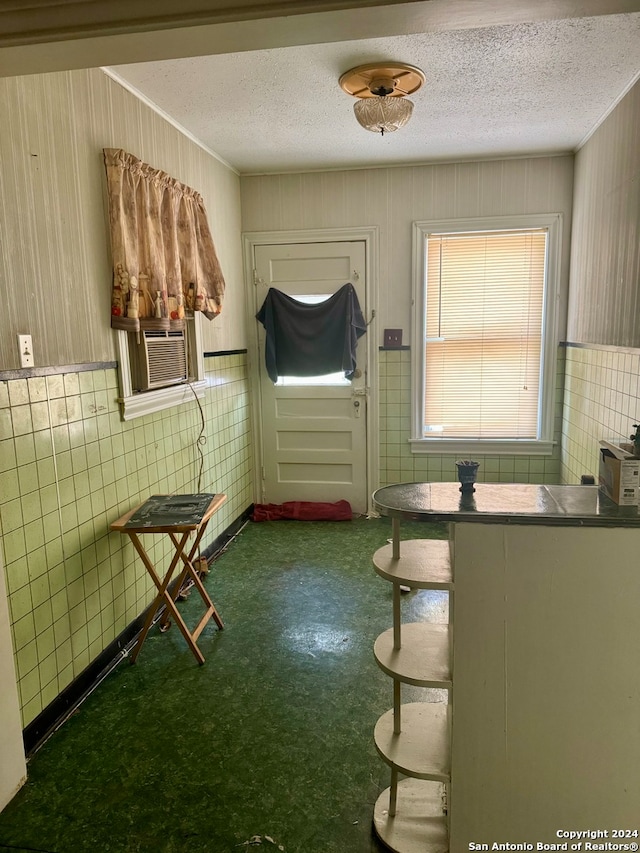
[239, 151, 575, 179]
[3, 0, 640, 77]
[575, 67, 640, 151]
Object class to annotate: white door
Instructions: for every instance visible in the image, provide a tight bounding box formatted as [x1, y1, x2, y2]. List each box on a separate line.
[253, 241, 368, 513]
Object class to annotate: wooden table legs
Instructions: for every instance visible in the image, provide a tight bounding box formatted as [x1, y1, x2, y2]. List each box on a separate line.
[127, 525, 223, 665]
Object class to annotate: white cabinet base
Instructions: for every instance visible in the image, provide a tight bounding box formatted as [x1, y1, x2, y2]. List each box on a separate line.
[450, 522, 640, 844]
[373, 778, 449, 853]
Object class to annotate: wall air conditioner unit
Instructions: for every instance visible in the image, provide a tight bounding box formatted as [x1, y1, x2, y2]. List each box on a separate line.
[129, 329, 189, 392]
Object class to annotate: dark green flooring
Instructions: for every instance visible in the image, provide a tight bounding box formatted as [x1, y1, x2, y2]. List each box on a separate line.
[0, 518, 448, 853]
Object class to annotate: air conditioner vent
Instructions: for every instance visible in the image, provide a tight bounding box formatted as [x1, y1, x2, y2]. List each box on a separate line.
[130, 329, 188, 391]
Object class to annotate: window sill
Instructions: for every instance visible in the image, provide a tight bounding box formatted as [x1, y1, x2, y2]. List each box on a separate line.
[409, 438, 555, 456]
[118, 379, 206, 421]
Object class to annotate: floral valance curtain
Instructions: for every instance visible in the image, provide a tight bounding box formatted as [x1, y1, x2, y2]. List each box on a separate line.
[103, 148, 226, 332]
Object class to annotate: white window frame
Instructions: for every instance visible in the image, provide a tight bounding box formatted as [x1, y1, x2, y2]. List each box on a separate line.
[115, 313, 206, 421]
[410, 213, 562, 456]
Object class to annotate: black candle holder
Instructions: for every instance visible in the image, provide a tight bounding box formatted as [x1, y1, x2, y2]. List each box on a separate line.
[456, 460, 480, 493]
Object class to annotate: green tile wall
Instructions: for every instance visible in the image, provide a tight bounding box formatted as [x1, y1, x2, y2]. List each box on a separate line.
[0, 353, 253, 727]
[378, 348, 564, 486]
[562, 345, 640, 483]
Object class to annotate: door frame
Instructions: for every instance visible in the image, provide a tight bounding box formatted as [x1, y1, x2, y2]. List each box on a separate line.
[242, 226, 380, 514]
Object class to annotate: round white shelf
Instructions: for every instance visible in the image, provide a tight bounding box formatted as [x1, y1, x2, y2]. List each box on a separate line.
[374, 622, 451, 687]
[373, 540, 453, 588]
[373, 778, 449, 853]
[374, 702, 450, 781]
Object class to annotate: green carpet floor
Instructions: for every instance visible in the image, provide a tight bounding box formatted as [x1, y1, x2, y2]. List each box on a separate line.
[0, 517, 448, 853]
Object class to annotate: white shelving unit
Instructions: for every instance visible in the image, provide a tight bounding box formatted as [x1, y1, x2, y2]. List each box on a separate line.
[371, 483, 640, 845]
[372, 523, 453, 853]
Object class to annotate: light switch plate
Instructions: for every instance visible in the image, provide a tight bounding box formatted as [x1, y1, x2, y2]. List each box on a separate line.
[17, 334, 34, 368]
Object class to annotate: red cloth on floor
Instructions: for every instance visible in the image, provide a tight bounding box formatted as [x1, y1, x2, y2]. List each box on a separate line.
[251, 500, 352, 522]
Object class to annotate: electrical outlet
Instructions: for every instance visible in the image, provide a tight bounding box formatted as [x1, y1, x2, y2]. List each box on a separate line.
[17, 334, 34, 368]
[383, 328, 403, 348]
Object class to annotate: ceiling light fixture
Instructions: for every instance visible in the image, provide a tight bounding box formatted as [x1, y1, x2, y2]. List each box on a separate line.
[339, 62, 425, 136]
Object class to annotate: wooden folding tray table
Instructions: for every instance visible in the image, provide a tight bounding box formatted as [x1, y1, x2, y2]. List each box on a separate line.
[111, 493, 226, 665]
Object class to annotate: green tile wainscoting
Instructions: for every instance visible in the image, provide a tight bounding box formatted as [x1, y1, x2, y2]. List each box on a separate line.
[562, 343, 640, 484]
[0, 352, 254, 729]
[377, 347, 565, 487]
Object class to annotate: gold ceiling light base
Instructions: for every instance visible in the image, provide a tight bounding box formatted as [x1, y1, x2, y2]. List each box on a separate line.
[339, 62, 425, 136]
[339, 62, 426, 99]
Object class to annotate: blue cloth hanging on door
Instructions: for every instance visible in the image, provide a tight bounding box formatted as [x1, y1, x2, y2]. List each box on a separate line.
[255, 283, 366, 383]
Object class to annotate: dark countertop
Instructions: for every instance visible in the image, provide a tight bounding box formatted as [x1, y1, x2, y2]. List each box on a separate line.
[372, 482, 640, 527]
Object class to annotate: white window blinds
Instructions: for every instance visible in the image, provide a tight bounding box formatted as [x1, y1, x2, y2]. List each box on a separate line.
[424, 228, 548, 439]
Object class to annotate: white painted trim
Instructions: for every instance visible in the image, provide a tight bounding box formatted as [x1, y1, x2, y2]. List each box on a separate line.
[242, 225, 380, 512]
[408, 439, 555, 456]
[101, 68, 239, 175]
[115, 314, 206, 420]
[115, 326, 134, 401]
[118, 379, 206, 421]
[411, 214, 563, 452]
[540, 213, 563, 442]
[0, 547, 27, 812]
[192, 313, 206, 381]
[411, 220, 427, 445]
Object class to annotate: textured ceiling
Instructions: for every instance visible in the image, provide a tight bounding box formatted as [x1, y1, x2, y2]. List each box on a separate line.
[109, 13, 640, 174]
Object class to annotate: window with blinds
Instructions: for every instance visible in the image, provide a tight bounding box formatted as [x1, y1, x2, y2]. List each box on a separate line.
[423, 228, 548, 439]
